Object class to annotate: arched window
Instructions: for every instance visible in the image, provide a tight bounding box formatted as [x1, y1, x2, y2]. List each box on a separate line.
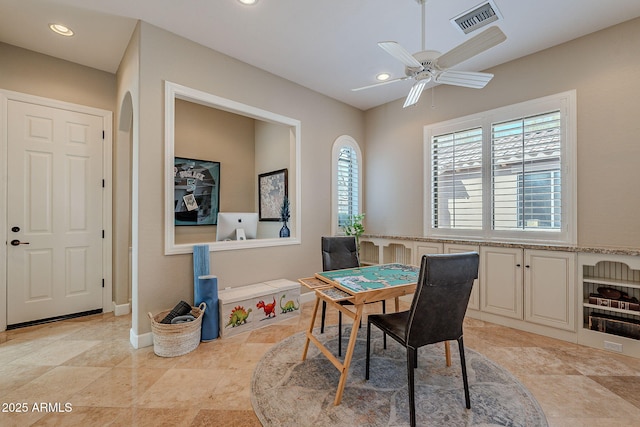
[332, 135, 362, 235]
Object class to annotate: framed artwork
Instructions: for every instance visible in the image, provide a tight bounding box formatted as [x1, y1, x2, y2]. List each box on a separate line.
[174, 157, 220, 225]
[258, 168, 288, 221]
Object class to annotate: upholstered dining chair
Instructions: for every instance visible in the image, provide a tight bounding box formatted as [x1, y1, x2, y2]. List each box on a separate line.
[365, 252, 479, 427]
[320, 236, 386, 356]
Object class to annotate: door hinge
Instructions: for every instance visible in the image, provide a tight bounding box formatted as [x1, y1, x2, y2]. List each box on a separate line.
[102, 279, 105, 288]
[102, 230, 105, 239]
[102, 179, 105, 188]
[102, 130, 105, 140]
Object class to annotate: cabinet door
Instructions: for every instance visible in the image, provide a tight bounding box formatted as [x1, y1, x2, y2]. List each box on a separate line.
[444, 244, 480, 311]
[480, 247, 523, 319]
[415, 242, 444, 264]
[524, 250, 576, 331]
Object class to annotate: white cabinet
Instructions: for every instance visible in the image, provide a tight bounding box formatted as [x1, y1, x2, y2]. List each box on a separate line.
[524, 250, 576, 331]
[480, 247, 523, 319]
[445, 243, 480, 311]
[480, 247, 576, 331]
[415, 242, 444, 262]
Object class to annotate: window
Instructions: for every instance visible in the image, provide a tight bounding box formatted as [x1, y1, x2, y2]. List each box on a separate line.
[332, 135, 362, 235]
[431, 127, 483, 230]
[492, 112, 562, 231]
[425, 91, 576, 244]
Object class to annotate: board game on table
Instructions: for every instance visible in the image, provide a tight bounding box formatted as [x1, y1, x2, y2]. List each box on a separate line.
[315, 263, 420, 293]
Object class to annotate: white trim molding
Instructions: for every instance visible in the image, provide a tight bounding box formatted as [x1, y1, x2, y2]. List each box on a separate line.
[164, 81, 302, 255]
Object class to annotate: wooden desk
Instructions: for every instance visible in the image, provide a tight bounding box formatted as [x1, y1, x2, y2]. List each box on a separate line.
[299, 263, 420, 406]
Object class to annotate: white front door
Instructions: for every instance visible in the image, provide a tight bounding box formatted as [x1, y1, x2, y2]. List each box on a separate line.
[6, 99, 104, 325]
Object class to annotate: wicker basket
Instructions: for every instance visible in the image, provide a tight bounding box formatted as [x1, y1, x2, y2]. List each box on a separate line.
[148, 302, 206, 357]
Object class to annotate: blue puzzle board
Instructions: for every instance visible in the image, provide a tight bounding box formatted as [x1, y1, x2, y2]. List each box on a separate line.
[317, 263, 419, 293]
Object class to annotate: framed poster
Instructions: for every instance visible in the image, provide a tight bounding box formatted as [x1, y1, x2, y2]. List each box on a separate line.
[174, 157, 220, 225]
[258, 168, 288, 221]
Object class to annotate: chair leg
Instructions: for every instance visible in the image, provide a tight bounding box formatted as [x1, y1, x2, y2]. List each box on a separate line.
[407, 346, 417, 427]
[382, 300, 387, 349]
[320, 300, 327, 334]
[413, 348, 418, 368]
[338, 310, 342, 357]
[365, 321, 371, 380]
[458, 337, 471, 409]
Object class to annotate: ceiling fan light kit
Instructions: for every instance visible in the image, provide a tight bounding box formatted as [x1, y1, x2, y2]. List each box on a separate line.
[353, 0, 507, 108]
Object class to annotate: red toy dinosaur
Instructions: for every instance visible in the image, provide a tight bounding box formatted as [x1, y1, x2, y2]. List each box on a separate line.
[256, 297, 277, 318]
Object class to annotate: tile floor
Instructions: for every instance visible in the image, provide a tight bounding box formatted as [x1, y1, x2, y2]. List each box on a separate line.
[1, 301, 640, 426]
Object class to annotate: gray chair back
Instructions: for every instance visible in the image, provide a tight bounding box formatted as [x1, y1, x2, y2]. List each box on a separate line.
[321, 236, 360, 271]
[406, 252, 479, 348]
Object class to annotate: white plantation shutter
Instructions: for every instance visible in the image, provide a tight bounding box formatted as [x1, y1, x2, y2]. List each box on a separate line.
[492, 111, 562, 231]
[425, 91, 575, 244]
[337, 146, 359, 228]
[332, 135, 362, 235]
[431, 127, 483, 230]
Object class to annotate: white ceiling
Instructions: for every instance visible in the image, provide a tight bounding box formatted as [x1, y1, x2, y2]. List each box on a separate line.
[2, 0, 640, 110]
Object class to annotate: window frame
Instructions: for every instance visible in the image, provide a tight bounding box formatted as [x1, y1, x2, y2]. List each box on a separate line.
[331, 135, 363, 236]
[424, 90, 577, 244]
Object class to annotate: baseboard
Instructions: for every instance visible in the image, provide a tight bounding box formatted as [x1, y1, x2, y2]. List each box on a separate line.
[130, 328, 153, 349]
[113, 302, 131, 316]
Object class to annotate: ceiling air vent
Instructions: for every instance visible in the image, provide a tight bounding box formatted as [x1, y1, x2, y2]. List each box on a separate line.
[451, 0, 503, 35]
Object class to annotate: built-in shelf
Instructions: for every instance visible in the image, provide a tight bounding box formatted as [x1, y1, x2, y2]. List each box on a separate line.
[583, 276, 640, 290]
[583, 302, 640, 317]
[579, 253, 640, 358]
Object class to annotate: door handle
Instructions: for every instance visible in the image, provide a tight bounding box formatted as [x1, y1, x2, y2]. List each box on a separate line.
[10, 239, 29, 246]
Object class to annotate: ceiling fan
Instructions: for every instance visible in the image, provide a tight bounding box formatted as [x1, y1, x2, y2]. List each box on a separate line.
[353, 0, 507, 108]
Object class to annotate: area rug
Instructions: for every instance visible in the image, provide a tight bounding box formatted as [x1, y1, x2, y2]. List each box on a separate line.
[251, 326, 548, 427]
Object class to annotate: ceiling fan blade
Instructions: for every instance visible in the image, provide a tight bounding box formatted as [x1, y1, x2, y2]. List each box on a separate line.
[378, 41, 424, 69]
[403, 79, 428, 108]
[351, 76, 411, 92]
[434, 70, 494, 89]
[436, 26, 507, 70]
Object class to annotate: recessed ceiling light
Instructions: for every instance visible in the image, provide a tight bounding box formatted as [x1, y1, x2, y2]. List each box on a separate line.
[376, 73, 391, 81]
[49, 23, 74, 37]
[238, 0, 258, 5]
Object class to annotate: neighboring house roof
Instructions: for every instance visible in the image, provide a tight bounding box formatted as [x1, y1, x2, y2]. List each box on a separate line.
[434, 127, 561, 173]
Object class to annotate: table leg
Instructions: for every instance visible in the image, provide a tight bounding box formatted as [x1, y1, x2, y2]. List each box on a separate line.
[333, 303, 364, 406]
[394, 296, 400, 312]
[302, 296, 321, 361]
[445, 341, 451, 367]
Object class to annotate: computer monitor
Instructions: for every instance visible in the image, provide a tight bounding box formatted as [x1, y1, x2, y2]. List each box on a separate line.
[216, 212, 259, 241]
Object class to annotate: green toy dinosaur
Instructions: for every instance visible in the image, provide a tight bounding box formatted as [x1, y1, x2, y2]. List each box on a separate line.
[280, 294, 299, 313]
[226, 305, 252, 327]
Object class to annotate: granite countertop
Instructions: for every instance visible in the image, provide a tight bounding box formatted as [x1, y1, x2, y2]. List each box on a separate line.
[361, 235, 640, 257]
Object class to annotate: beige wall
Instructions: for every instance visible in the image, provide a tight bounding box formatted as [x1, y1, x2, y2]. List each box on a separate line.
[114, 24, 139, 312]
[174, 100, 255, 244]
[172, 99, 296, 243]
[0, 42, 115, 111]
[134, 22, 364, 334]
[255, 121, 294, 238]
[364, 17, 640, 250]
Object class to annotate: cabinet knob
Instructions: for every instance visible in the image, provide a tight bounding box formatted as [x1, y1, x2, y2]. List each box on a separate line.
[516, 264, 521, 267]
[525, 265, 530, 268]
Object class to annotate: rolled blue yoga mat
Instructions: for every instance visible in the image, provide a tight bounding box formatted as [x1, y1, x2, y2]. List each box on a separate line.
[193, 245, 218, 341]
[193, 244, 210, 301]
[196, 275, 219, 341]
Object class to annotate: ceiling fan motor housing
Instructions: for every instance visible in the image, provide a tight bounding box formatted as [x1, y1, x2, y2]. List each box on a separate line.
[405, 50, 441, 79]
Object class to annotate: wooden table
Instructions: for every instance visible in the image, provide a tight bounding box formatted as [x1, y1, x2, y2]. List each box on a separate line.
[299, 263, 422, 406]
